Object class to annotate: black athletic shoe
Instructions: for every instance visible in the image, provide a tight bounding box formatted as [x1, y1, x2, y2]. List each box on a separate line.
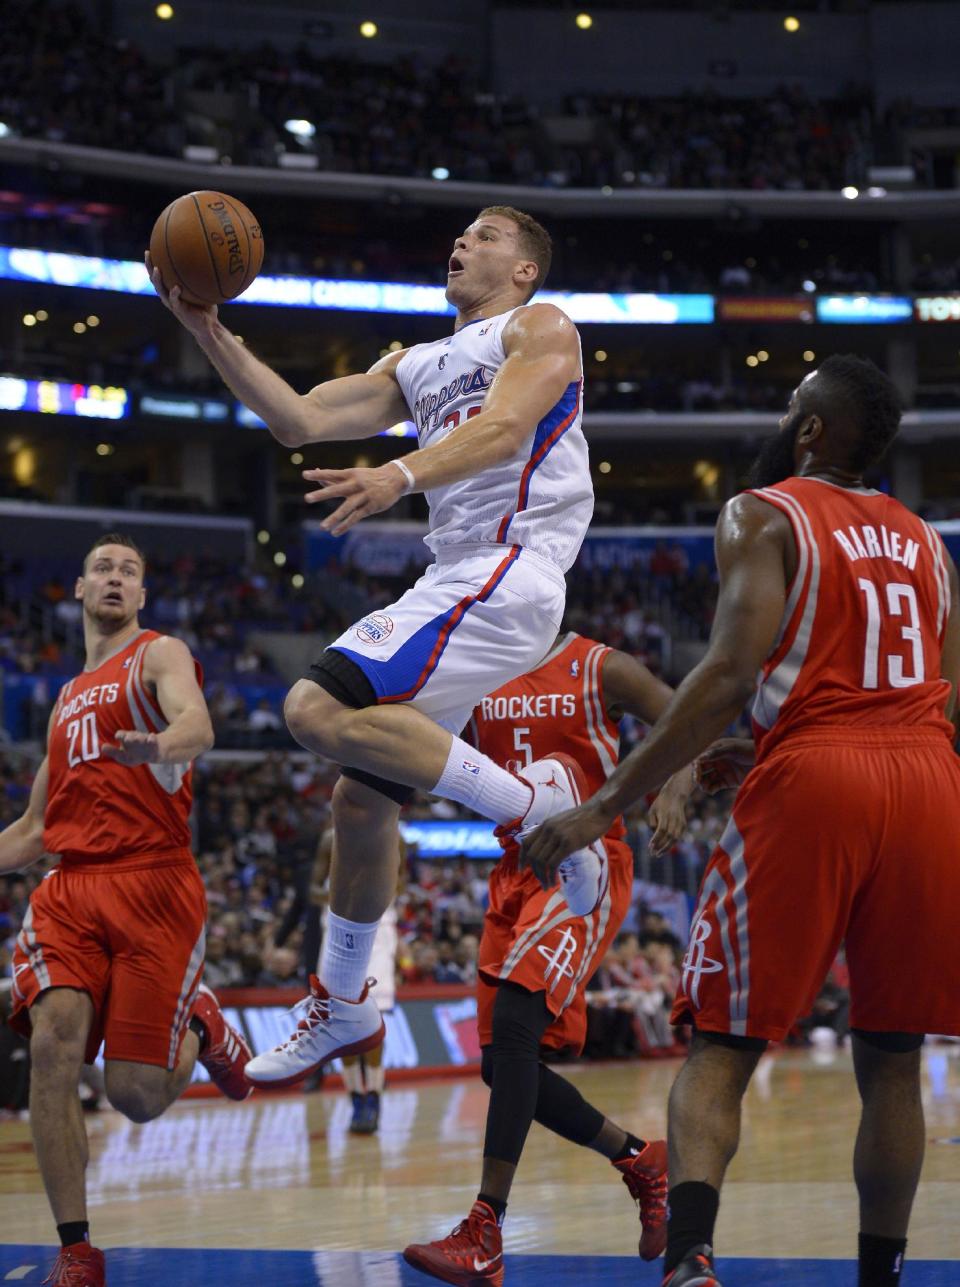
[661, 1245, 722, 1286]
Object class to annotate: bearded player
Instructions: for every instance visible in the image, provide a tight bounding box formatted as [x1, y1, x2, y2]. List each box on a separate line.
[1, 535, 252, 1287]
[404, 630, 696, 1286]
[150, 206, 606, 1089]
[523, 357, 960, 1287]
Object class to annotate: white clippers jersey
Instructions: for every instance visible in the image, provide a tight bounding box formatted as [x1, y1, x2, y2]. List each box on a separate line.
[395, 305, 593, 573]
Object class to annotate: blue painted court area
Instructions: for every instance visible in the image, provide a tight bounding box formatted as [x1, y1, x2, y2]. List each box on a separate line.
[0, 1248, 956, 1285]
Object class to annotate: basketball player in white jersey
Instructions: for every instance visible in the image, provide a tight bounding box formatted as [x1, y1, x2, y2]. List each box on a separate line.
[148, 205, 599, 1085]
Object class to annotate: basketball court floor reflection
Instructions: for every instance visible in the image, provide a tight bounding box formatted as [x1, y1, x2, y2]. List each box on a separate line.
[1, 1047, 957, 1284]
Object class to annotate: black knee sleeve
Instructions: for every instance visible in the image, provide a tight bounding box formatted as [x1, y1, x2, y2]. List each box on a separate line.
[304, 648, 414, 806]
[851, 1028, 924, 1054]
[483, 984, 552, 1165]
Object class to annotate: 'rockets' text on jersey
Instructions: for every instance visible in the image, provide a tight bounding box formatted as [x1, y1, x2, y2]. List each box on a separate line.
[469, 632, 625, 843]
[44, 630, 200, 859]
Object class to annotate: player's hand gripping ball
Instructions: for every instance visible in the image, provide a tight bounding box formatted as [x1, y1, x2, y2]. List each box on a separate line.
[148, 190, 264, 306]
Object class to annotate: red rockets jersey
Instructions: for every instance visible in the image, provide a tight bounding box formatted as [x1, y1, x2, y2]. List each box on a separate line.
[44, 629, 200, 859]
[468, 632, 626, 843]
[749, 476, 955, 758]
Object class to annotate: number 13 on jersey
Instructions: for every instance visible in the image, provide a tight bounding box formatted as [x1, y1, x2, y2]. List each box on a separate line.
[858, 578, 925, 689]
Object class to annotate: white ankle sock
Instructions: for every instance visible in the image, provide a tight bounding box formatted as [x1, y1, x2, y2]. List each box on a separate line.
[432, 736, 533, 824]
[319, 911, 380, 1002]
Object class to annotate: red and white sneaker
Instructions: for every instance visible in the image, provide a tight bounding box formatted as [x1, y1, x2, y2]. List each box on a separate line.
[403, 1200, 504, 1287]
[244, 975, 385, 1089]
[497, 754, 608, 917]
[43, 1242, 105, 1286]
[612, 1138, 669, 1260]
[662, 1245, 723, 1285]
[192, 983, 253, 1101]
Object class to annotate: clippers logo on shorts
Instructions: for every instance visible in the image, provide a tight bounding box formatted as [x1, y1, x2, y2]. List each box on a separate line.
[681, 913, 724, 1008]
[538, 926, 579, 987]
[355, 614, 394, 646]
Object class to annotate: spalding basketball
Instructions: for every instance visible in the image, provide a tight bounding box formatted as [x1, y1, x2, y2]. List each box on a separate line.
[149, 190, 264, 306]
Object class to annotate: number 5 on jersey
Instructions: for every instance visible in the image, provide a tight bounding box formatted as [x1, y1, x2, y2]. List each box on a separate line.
[66, 711, 101, 767]
[858, 578, 925, 690]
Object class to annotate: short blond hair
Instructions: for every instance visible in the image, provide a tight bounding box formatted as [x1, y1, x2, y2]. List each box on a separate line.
[477, 205, 552, 296]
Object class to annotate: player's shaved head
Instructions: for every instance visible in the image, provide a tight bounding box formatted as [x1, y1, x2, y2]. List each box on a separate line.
[83, 532, 147, 574]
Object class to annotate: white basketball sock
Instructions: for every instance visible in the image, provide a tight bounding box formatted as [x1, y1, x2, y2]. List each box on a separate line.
[365, 1062, 385, 1094]
[319, 911, 380, 1002]
[432, 736, 533, 824]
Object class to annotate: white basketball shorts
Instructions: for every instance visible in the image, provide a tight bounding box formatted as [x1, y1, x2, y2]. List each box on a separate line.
[326, 542, 565, 734]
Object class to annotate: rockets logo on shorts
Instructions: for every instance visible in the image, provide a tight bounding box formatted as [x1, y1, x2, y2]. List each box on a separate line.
[355, 614, 394, 646]
[538, 926, 579, 989]
[680, 913, 724, 1008]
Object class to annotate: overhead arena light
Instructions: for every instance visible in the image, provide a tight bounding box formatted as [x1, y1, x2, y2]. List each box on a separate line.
[841, 186, 859, 200]
[0, 123, 11, 138]
[431, 167, 450, 181]
[284, 119, 316, 139]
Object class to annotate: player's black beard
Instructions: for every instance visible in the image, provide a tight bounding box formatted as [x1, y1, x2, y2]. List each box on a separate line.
[746, 415, 802, 489]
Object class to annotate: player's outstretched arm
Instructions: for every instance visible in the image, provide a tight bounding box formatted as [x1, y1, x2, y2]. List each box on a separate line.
[600, 649, 696, 854]
[302, 303, 581, 535]
[146, 252, 409, 447]
[0, 756, 49, 873]
[521, 494, 791, 883]
[103, 636, 214, 767]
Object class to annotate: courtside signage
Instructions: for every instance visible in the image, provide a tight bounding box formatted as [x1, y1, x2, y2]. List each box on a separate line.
[0, 375, 129, 419]
[816, 295, 913, 324]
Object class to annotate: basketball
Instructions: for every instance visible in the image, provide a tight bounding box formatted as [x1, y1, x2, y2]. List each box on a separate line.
[149, 190, 264, 306]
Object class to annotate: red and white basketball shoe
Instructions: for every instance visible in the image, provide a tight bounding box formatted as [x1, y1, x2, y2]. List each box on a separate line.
[506, 753, 608, 916]
[192, 983, 254, 1101]
[403, 1200, 504, 1287]
[612, 1138, 669, 1260]
[43, 1242, 105, 1286]
[244, 975, 385, 1089]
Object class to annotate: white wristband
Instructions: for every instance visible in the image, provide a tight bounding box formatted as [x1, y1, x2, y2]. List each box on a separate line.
[390, 457, 416, 494]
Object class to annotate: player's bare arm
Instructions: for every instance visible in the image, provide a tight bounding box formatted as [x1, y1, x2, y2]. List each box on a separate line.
[521, 494, 792, 885]
[601, 649, 697, 855]
[146, 251, 409, 448]
[103, 635, 214, 766]
[302, 303, 582, 536]
[0, 754, 50, 874]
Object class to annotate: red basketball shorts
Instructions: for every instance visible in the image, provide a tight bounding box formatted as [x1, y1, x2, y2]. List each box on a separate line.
[478, 837, 634, 1054]
[11, 849, 207, 1069]
[672, 729, 960, 1041]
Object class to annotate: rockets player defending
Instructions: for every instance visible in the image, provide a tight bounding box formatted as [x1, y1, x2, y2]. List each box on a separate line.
[0, 535, 252, 1287]
[523, 357, 960, 1287]
[149, 206, 600, 1086]
[404, 631, 695, 1286]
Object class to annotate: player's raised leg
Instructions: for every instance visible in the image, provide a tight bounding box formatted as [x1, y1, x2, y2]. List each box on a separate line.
[247, 668, 604, 1088]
